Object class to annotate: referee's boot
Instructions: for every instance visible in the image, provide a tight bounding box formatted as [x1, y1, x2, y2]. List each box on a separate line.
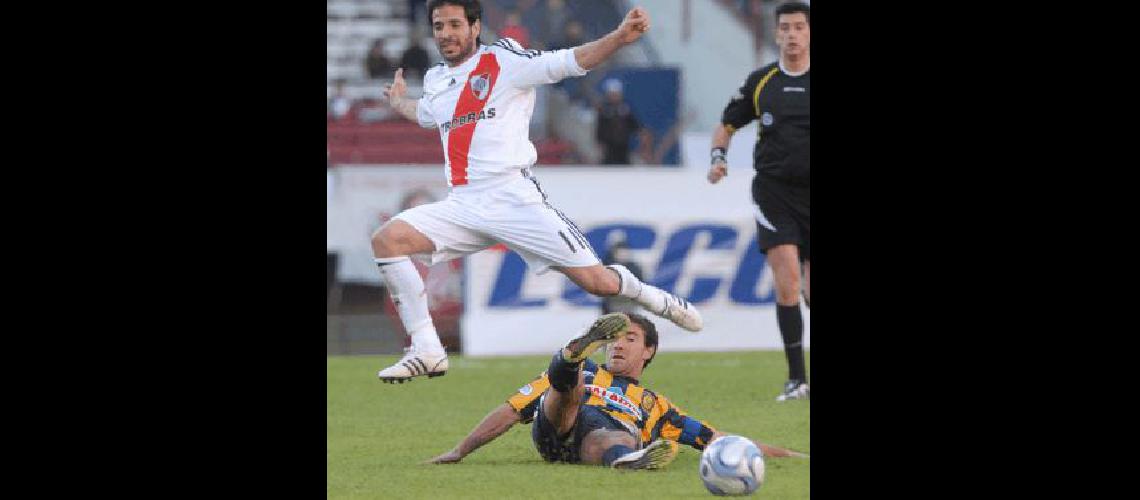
[377, 347, 449, 384]
[775, 379, 809, 401]
[611, 439, 680, 470]
[562, 313, 631, 363]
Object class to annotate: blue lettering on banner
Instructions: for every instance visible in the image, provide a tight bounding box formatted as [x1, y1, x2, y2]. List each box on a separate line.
[561, 224, 657, 307]
[486, 224, 776, 308]
[650, 225, 738, 303]
[730, 238, 775, 304]
[487, 250, 547, 307]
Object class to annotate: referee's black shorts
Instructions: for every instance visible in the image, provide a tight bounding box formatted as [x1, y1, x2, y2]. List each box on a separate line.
[752, 174, 810, 261]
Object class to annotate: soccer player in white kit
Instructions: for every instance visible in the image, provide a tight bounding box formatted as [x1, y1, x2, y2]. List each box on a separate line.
[374, 0, 702, 383]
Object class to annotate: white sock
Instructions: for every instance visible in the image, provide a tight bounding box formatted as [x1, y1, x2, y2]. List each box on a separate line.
[607, 264, 668, 314]
[375, 256, 444, 354]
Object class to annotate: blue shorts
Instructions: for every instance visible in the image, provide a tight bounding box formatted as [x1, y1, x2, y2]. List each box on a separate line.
[532, 403, 630, 463]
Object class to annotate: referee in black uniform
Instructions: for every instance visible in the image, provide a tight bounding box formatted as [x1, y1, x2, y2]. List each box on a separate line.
[708, 1, 810, 402]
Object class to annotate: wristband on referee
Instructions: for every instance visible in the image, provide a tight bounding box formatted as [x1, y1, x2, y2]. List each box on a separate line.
[711, 147, 727, 165]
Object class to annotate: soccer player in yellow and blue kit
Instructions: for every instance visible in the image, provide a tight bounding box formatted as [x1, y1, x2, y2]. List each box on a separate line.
[427, 313, 804, 468]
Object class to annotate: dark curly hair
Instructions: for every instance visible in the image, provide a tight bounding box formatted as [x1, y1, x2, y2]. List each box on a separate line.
[426, 0, 483, 44]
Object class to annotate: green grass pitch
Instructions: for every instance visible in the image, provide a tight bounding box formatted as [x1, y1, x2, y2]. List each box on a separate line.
[327, 351, 809, 499]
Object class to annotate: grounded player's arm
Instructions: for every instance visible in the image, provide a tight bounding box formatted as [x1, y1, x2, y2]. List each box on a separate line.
[707, 124, 734, 184]
[382, 68, 423, 124]
[427, 403, 521, 464]
[656, 400, 718, 449]
[709, 431, 809, 459]
[573, 7, 650, 71]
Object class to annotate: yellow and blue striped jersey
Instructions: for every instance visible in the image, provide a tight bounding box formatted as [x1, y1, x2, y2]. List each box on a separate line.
[506, 359, 718, 450]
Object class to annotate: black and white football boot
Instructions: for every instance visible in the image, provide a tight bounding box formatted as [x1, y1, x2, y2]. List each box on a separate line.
[377, 347, 449, 384]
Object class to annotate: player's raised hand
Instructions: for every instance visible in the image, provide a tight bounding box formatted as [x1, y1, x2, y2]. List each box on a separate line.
[383, 68, 408, 106]
[618, 7, 650, 44]
[708, 163, 728, 184]
[425, 449, 464, 464]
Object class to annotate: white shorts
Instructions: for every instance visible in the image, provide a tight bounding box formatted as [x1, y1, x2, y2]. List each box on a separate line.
[393, 169, 600, 274]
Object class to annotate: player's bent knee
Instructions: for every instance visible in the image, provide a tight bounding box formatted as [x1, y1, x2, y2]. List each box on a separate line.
[581, 430, 636, 464]
[592, 430, 635, 448]
[370, 228, 401, 258]
[612, 432, 637, 449]
[372, 220, 428, 258]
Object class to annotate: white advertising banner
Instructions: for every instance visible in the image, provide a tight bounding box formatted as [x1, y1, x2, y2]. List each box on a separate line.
[326, 165, 451, 284]
[461, 165, 809, 356]
[327, 164, 809, 356]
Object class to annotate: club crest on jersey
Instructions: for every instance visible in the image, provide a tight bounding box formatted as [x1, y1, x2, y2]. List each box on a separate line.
[640, 392, 656, 412]
[761, 112, 774, 126]
[469, 73, 491, 100]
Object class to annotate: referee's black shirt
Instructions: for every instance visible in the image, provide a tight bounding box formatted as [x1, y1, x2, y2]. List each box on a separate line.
[720, 62, 810, 186]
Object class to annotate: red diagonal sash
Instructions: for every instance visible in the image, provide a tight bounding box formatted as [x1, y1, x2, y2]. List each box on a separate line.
[447, 53, 500, 186]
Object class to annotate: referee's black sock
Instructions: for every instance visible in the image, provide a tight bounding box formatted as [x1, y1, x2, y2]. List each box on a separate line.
[548, 352, 581, 393]
[776, 304, 806, 382]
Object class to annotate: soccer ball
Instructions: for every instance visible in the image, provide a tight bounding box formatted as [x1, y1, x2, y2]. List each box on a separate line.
[699, 435, 765, 496]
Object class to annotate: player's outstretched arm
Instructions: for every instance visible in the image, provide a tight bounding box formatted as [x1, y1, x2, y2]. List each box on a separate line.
[573, 7, 650, 71]
[383, 68, 420, 123]
[426, 403, 522, 464]
[709, 431, 809, 459]
[707, 124, 734, 184]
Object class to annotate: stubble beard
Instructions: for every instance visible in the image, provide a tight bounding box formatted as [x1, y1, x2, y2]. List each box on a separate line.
[441, 37, 476, 66]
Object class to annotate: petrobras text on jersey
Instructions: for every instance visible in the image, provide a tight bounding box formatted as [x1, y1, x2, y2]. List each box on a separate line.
[439, 107, 497, 134]
[584, 384, 642, 419]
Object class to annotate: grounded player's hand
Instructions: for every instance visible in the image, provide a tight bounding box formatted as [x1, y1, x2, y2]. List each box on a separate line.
[426, 449, 464, 464]
[618, 7, 650, 43]
[707, 163, 728, 184]
[384, 68, 408, 107]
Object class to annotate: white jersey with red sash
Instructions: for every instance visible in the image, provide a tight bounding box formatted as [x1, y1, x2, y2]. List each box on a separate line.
[416, 39, 586, 187]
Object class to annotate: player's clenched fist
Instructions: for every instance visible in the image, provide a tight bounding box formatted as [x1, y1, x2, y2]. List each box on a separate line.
[707, 163, 728, 184]
[618, 7, 650, 43]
